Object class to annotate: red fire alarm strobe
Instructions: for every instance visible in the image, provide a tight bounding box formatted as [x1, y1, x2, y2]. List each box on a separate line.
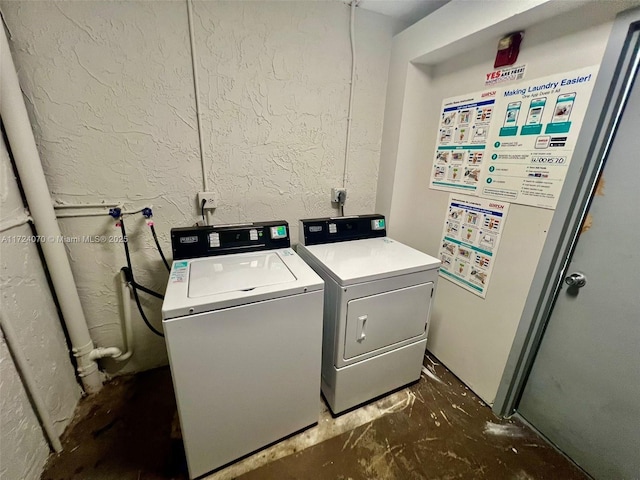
[494, 32, 523, 69]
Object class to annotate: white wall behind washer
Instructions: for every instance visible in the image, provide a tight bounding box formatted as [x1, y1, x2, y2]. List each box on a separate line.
[0, 137, 81, 480]
[0, 0, 403, 375]
[377, 0, 639, 403]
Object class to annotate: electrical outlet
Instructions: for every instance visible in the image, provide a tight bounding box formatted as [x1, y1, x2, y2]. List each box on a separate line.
[198, 192, 217, 210]
[331, 188, 347, 204]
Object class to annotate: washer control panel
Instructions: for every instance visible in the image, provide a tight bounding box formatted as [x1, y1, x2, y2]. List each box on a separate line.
[172, 221, 289, 260]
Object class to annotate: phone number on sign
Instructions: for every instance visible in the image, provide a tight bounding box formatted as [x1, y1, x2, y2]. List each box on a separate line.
[0, 235, 127, 244]
[531, 156, 566, 164]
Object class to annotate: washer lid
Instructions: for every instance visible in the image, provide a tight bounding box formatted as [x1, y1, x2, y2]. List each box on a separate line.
[162, 248, 324, 320]
[300, 237, 441, 285]
[188, 252, 295, 298]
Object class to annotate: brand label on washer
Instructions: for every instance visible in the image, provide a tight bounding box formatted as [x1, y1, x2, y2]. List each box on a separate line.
[171, 261, 189, 283]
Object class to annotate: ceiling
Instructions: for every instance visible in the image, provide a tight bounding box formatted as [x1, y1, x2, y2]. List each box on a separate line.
[353, 0, 450, 27]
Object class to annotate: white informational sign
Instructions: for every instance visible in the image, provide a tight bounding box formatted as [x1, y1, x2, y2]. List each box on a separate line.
[478, 66, 598, 209]
[429, 66, 598, 210]
[429, 91, 497, 194]
[437, 195, 509, 298]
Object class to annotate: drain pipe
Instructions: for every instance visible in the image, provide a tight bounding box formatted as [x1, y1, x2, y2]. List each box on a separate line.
[88, 271, 135, 362]
[0, 27, 102, 392]
[115, 269, 134, 362]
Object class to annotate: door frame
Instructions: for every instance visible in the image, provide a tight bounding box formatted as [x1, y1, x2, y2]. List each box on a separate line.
[493, 7, 640, 417]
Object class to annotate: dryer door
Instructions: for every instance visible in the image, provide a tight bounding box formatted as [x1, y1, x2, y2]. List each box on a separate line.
[343, 283, 432, 360]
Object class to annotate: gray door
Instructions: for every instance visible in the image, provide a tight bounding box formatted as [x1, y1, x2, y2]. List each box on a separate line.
[517, 70, 640, 478]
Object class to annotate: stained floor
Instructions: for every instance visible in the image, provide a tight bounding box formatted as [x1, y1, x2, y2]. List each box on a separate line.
[42, 353, 588, 480]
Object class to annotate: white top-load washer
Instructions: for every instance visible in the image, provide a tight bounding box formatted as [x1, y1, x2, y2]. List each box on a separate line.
[297, 214, 440, 414]
[162, 221, 323, 479]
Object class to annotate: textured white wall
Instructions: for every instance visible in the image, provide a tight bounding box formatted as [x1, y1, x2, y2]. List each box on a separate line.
[194, 1, 393, 226]
[0, 137, 81, 480]
[0, 0, 401, 375]
[0, 339, 48, 480]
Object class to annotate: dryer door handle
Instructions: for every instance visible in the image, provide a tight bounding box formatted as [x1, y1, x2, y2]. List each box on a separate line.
[356, 315, 367, 342]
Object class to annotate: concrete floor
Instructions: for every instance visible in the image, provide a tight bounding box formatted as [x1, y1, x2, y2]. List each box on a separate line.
[42, 353, 588, 480]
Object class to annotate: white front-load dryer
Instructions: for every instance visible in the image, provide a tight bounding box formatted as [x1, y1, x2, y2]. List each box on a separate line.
[297, 215, 440, 414]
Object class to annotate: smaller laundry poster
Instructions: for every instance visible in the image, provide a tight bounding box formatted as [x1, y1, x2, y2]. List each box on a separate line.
[429, 91, 497, 194]
[437, 195, 509, 298]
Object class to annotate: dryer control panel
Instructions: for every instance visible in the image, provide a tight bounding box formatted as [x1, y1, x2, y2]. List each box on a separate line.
[171, 221, 290, 260]
[299, 214, 386, 246]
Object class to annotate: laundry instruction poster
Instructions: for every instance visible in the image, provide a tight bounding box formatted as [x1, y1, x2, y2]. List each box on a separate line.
[429, 66, 598, 209]
[478, 66, 598, 209]
[437, 195, 509, 298]
[429, 91, 497, 194]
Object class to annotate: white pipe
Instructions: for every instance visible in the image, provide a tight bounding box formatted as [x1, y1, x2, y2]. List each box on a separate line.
[342, 0, 357, 189]
[0, 210, 32, 232]
[53, 202, 119, 209]
[0, 27, 102, 393]
[0, 313, 63, 453]
[55, 211, 116, 219]
[89, 346, 123, 360]
[67, 272, 136, 364]
[55, 205, 150, 219]
[116, 269, 134, 362]
[186, 0, 208, 193]
[120, 205, 151, 216]
[187, 0, 213, 226]
[85, 271, 135, 362]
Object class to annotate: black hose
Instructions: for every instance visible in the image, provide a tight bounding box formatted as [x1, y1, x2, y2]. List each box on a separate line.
[119, 218, 165, 338]
[150, 224, 170, 271]
[132, 281, 165, 300]
[120, 218, 133, 271]
[131, 280, 164, 338]
[119, 221, 164, 299]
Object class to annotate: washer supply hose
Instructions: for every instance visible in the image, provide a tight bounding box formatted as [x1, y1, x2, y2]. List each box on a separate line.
[119, 218, 165, 338]
[150, 223, 170, 271]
